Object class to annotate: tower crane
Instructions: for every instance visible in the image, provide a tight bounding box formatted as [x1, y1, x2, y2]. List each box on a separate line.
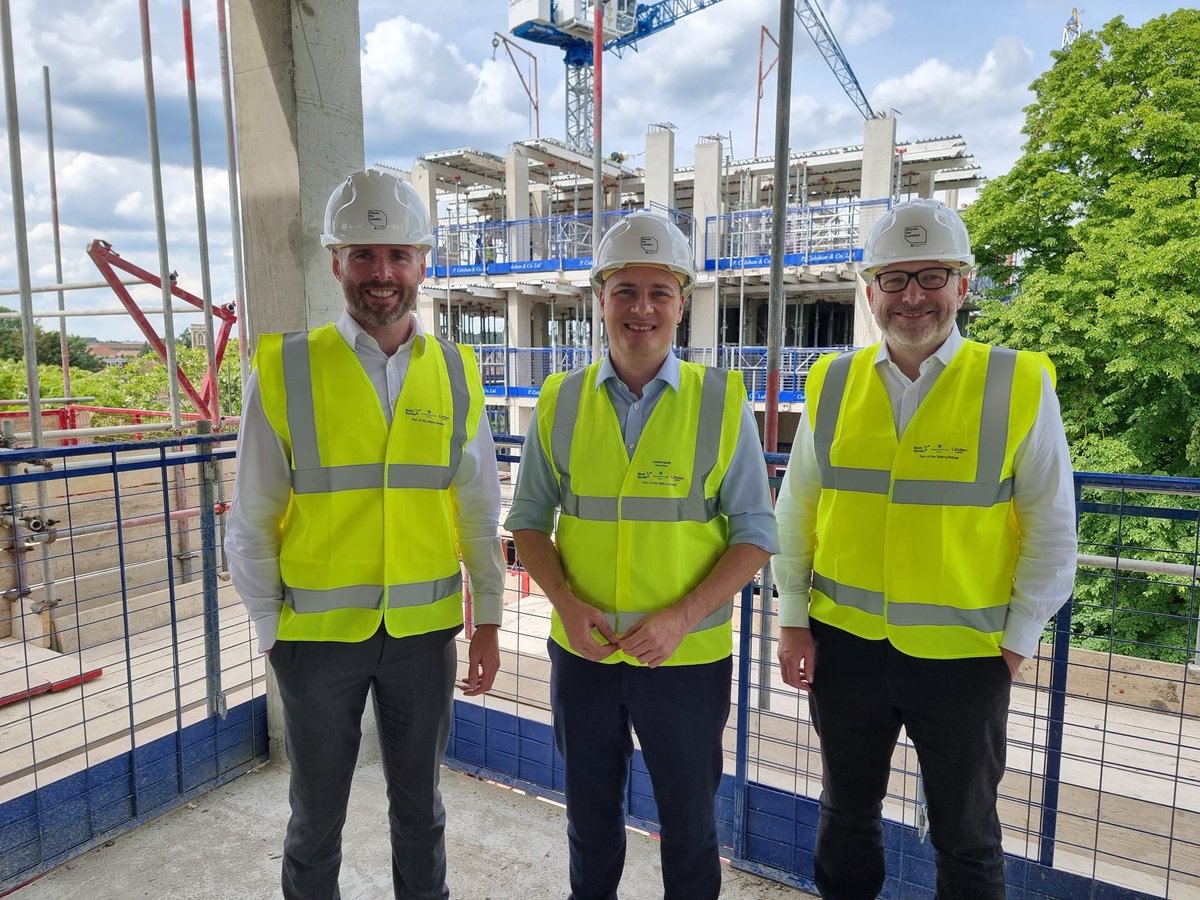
[509, 0, 873, 153]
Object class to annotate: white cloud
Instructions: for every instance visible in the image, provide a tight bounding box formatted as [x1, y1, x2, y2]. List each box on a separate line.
[870, 36, 1035, 174]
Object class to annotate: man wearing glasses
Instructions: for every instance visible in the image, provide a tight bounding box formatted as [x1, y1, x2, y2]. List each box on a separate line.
[773, 198, 1077, 899]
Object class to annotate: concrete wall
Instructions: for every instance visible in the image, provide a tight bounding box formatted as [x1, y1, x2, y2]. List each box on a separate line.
[644, 128, 675, 211]
[229, 0, 365, 345]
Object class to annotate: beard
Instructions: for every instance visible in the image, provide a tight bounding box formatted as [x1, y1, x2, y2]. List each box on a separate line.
[877, 306, 955, 352]
[342, 280, 418, 328]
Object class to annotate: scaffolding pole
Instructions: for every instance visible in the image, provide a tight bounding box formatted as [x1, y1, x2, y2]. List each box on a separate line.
[42, 67, 71, 398]
[139, 0, 184, 431]
[217, 0, 250, 385]
[181, 0, 219, 421]
[759, 0, 797, 710]
[590, 0, 604, 363]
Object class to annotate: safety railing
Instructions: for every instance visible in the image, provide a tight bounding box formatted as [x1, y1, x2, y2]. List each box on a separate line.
[471, 345, 849, 402]
[428, 207, 695, 279]
[4, 433, 1197, 898]
[704, 197, 891, 271]
[460, 441, 1200, 900]
[0, 432, 267, 893]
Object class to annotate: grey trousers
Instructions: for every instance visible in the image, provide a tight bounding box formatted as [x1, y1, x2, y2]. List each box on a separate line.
[269, 624, 460, 900]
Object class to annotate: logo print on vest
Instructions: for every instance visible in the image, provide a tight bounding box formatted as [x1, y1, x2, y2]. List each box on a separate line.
[636, 458, 684, 488]
[405, 407, 450, 427]
[912, 442, 967, 461]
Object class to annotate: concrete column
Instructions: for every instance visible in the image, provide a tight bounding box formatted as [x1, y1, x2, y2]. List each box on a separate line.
[644, 128, 675, 211]
[531, 300, 550, 348]
[229, 0, 364, 345]
[945, 188, 960, 211]
[853, 278, 882, 347]
[507, 147, 531, 263]
[688, 282, 718, 353]
[411, 160, 440, 225]
[917, 170, 935, 199]
[508, 291, 533, 386]
[859, 116, 896, 240]
[415, 289, 438, 336]
[693, 139, 724, 272]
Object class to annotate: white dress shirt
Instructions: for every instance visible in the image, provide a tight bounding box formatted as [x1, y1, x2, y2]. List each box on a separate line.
[225, 311, 505, 653]
[773, 327, 1078, 658]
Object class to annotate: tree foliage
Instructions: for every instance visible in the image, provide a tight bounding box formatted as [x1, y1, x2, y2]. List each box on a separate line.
[0, 307, 104, 372]
[962, 10, 1200, 663]
[963, 9, 1200, 476]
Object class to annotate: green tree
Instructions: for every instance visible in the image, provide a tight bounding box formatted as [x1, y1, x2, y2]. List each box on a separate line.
[0, 307, 103, 372]
[963, 9, 1200, 476]
[962, 9, 1200, 663]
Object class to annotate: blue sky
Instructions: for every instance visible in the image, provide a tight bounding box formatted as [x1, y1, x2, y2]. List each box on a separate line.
[0, 1, 1187, 342]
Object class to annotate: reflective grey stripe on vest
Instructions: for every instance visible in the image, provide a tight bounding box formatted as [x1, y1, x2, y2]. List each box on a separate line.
[814, 346, 1019, 507]
[282, 332, 471, 494]
[551, 366, 727, 523]
[603, 599, 733, 634]
[283, 571, 463, 614]
[812, 573, 1007, 633]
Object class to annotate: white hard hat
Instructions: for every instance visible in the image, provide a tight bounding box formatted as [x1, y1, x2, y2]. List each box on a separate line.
[860, 198, 974, 277]
[321, 168, 435, 251]
[590, 211, 696, 298]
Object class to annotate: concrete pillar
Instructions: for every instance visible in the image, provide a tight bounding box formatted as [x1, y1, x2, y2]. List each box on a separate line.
[644, 128, 675, 211]
[229, 0, 364, 345]
[688, 282, 719, 353]
[853, 278, 882, 348]
[411, 160, 439, 225]
[415, 290, 438, 336]
[508, 291, 533, 386]
[507, 148, 531, 263]
[945, 188, 960, 211]
[859, 116, 896, 241]
[531, 300, 550, 348]
[917, 170, 935, 199]
[693, 139, 724, 272]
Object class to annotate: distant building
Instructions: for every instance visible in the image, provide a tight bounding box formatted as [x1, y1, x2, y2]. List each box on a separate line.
[188, 324, 208, 349]
[86, 341, 145, 366]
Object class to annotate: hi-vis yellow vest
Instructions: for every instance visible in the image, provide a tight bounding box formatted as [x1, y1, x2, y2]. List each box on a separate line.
[254, 324, 483, 642]
[805, 339, 1053, 659]
[538, 361, 744, 666]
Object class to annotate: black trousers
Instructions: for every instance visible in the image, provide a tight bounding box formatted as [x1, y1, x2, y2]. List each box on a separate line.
[808, 620, 1011, 900]
[270, 625, 460, 900]
[549, 640, 733, 900]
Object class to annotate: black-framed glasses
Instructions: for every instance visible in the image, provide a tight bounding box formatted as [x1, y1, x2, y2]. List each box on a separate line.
[874, 267, 956, 293]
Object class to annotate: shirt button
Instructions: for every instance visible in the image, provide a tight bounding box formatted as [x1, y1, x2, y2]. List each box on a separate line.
[627, 443, 635, 450]
[633, 403, 640, 409]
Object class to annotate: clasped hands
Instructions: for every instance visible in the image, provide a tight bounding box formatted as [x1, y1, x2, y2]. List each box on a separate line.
[557, 594, 689, 669]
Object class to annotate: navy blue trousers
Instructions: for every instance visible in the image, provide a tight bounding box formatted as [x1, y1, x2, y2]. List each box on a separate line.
[549, 640, 733, 900]
[808, 620, 1011, 900]
[270, 625, 460, 900]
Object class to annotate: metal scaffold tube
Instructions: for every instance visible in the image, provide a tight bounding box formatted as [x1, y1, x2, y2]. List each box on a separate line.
[139, 0, 184, 431]
[590, 0, 604, 362]
[1, 0, 43, 448]
[42, 67, 71, 399]
[216, 0, 250, 385]
[759, 0, 797, 710]
[181, 0, 219, 421]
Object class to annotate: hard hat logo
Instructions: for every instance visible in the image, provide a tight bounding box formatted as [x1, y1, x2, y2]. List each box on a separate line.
[321, 168, 435, 251]
[640, 236, 659, 254]
[903, 225, 927, 247]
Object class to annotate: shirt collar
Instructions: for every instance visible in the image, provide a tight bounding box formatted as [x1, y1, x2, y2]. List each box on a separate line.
[873, 325, 962, 375]
[335, 309, 426, 355]
[596, 351, 681, 393]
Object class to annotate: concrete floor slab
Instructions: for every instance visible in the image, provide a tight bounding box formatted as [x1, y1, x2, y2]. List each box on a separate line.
[8, 762, 812, 900]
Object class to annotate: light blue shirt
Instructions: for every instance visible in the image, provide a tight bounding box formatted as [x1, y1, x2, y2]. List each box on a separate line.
[505, 352, 779, 553]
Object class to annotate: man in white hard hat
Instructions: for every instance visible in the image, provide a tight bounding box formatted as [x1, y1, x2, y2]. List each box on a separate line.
[225, 168, 504, 900]
[773, 198, 1077, 898]
[506, 211, 778, 900]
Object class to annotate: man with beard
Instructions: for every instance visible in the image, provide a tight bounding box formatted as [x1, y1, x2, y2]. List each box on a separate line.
[773, 198, 1076, 899]
[225, 168, 504, 900]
